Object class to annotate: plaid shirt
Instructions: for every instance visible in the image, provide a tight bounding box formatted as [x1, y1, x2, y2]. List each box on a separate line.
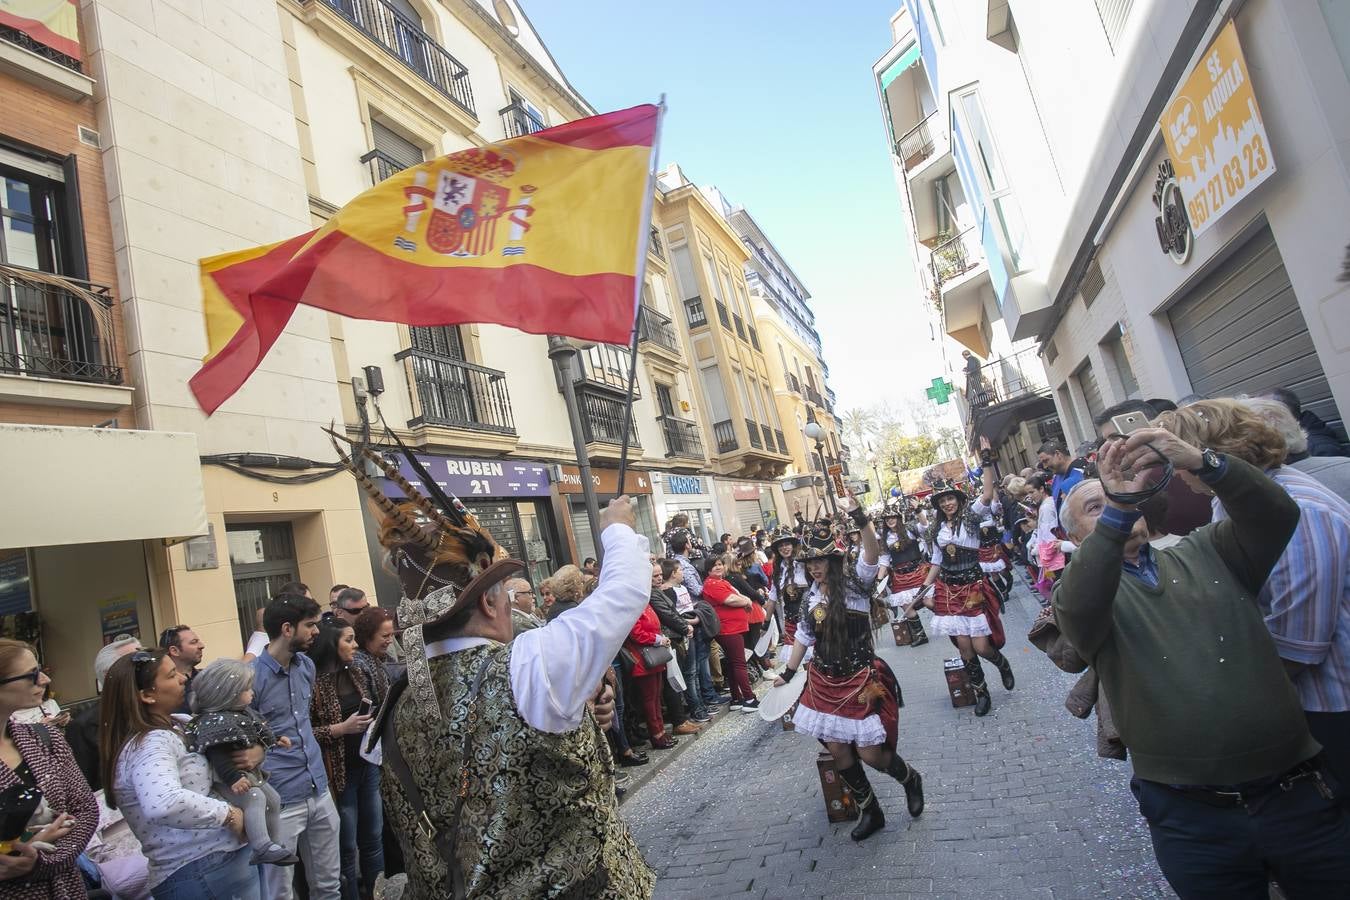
[675, 554, 703, 598]
[1213, 466, 1350, 712]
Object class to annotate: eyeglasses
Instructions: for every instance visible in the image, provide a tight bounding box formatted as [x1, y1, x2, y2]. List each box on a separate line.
[158, 625, 188, 648]
[0, 667, 41, 686]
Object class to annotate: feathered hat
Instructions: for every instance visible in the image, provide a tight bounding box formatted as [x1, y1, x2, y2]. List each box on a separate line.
[801, 520, 844, 560]
[768, 524, 799, 550]
[326, 426, 524, 725]
[928, 479, 968, 510]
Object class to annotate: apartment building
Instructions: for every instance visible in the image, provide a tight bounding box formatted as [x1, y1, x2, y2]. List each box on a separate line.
[656, 164, 794, 535]
[0, 7, 208, 699]
[879, 0, 1350, 456]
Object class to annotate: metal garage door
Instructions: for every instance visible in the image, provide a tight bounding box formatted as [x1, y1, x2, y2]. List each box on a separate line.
[1167, 226, 1342, 435]
[1076, 362, 1105, 421]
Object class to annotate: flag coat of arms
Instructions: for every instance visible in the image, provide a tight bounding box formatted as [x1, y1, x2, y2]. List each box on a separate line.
[192, 103, 661, 415]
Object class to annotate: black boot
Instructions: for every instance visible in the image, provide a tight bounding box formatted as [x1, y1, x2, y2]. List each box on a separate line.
[906, 615, 928, 647]
[838, 762, 885, 841]
[966, 657, 992, 717]
[886, 755, 925, 818]
[988, 649, 1015, 690]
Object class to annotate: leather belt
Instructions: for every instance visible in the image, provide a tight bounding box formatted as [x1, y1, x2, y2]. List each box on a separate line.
[1160, 758, 1329, 808]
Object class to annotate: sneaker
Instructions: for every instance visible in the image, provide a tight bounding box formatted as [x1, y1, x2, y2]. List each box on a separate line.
[740, 699, 760, 714]
[729, 700, 744, 711]
[250, 844, 299, 866]
[690, 711, 712, 723]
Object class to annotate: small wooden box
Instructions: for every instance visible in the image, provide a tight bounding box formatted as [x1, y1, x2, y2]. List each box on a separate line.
[944, 657, 975, 708]
[817, 751, 859, 823]
[891, 620, 912, 646]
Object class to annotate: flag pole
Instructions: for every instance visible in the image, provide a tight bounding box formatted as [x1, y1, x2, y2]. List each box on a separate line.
[616, 95, 666, 498]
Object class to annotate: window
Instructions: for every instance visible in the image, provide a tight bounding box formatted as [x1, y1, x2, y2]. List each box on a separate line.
[956, 88, 1034, 272]
[670, 244, 699, 301]
[227, 523, 298, 647]
[1, 167, 61, 271]
[410, 325, 465, 359]
[371, 119, 425, 173]
[655, 383, 675, 417]
[702, 255, 723, 302]
[1102, 329, 1139, 398]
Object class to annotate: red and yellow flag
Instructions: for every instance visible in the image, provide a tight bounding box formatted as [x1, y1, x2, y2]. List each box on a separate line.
[191, 103, 660, 415]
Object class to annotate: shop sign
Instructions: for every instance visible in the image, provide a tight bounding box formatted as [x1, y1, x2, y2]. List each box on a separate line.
[732, 483, 761, 501]
[666, 475, 706, 495]
[1152, 160, 1193, 265]
[826, 464, 846, 497]
[383, 454, 551, 499]
[1160, 20, 1274, 237]
[555, 465, 652, 495]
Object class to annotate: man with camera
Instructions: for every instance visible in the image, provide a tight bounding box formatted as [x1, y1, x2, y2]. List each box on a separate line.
[1054, 427, 1350, 897]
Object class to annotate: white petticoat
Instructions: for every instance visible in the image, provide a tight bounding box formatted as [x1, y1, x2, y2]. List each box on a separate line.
[979, 560, 1007, 574]
[887, 587, 922, 609]
[790, 705, 887, 746]
[930, 612, 992, 638]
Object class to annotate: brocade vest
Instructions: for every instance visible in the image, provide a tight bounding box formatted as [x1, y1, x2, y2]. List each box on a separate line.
[382, 642, 655, 900]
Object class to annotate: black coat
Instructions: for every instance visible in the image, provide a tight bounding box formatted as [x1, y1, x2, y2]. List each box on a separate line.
[1302, 411, 1350, 458]
[650, 588, 689, 643]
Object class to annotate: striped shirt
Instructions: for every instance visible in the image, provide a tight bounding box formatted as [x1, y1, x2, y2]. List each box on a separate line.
[1212, 466, 1350, 712]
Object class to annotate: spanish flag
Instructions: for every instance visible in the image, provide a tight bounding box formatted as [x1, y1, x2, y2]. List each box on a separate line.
[190, 103, 661, 415]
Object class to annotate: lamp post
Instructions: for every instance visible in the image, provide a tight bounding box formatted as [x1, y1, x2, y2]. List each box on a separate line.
[868, 447, 882, 504]
[804, 421, 837, 516]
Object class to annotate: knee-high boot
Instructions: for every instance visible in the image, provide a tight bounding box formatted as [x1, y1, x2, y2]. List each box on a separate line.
[905, 614, 928, 647]
[885, 754, 925, 818]
[837, 762, 885, 841]
[985, 648, 1015, 690]
[966, 656, 992, 717]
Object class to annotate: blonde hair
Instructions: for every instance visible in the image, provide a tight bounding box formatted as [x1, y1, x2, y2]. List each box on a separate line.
[1155, 398, 1286, 470]
[1004, 476, 1030, 500]
[0, 638, 36, 680]
[548, 565, 587, 604]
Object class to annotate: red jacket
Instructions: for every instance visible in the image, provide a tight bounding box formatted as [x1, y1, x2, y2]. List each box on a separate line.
[625, 605, 666, 676]
[702, 575, 750, 635]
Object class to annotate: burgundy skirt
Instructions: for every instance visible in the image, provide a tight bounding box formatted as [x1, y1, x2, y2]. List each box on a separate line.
[797, 657, 900, 750]
[889, 564, 928, 594]
[934, 578, 1005, 649]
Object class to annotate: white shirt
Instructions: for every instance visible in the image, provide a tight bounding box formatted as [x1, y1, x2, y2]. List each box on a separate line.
[928, 498, 992, 565]
[113, 724, 241, 888]
[767, 561, 809, 602]
[424, 523, 651, 735]
[1035, 496, 1059, 548]
[244, 630, 269, 659]
[670, 583, 694, 615]
[793, 556, 881, 648]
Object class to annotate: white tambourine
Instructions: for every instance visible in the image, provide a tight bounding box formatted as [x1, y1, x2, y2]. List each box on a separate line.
[758, 672, 807, 722]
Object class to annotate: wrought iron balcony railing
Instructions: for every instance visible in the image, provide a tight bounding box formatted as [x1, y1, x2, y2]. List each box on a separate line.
[895, 111, 938, 172]
[715, 300, 731, 330]
[931, 226, 984, 287]
[713, 419, 738, 454]
[748, 325, 760, 351]
[1, 25, 82, 72]
[637, 305, 680, 355]
[499, 101, 544, 138]
[761, 426, 778, 453]
[658, 415, 704, 460]
[788, 373, 801, 394]
[318, 0, 475, 116]
[648, 227, 665, 261]
[732, 313, 746, 341]
[775, 429, 787, 454]
[579, 389, 640, 446]
[684, 296, 708, 329]
[745, 417, 762, 450]
[396, 347, 516, 433]
[360, 148, 409, 185]
[0, 266, 121, 384]
[805, 385, 824, 407]
[964, 346, 1050, 410]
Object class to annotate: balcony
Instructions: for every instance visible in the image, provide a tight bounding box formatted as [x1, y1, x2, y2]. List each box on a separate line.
[684, 297, 708, 329]
[658, 415, 704, 461]
[637, 305, 681, 357]
[761, 426, 777, 453]
[788, 373, 801, 394]
[314, 0, 475, 116]
[805, 384, 824, 408]
[648, 227, 665, 261]
[964, 347, 1049, 410]
[715, 300, 731, 330]
[931, 227, 984, 287]
[895, 111, 938, 172]
[579, 390, 640, 446]
[747, 325, 761, 351]
[775, 429, 786, 453]
[745, 417, 762, 450]
[713, 419, 738, 454]
[575, 343, 640, 397]
[733, 313, 746, 341]
[360, 148, 408, 185]
[499, 101, 544, 138]
[0, 267, 122, 385]
[397, 348, 515, 434]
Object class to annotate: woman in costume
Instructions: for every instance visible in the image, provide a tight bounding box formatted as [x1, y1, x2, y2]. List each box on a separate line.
[977, 503, 1013, 605]
[766, 526, 808, 650]
[916, 475, 1016, 717]
[875, 501, 929, 646]
[775, 496, 924, 842]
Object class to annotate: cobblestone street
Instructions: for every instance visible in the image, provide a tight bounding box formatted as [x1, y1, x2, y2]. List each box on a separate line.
[623, 580, 1175, 899]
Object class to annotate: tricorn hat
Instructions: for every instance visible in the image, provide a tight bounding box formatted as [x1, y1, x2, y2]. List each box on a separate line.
[801, 520, 844, 560]
[929, 483, 968, 510]
[735, 536, 757, 558]
[768, 525, 799, 550]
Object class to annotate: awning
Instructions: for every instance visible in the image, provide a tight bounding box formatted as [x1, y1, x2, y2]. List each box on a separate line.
[948, 324, 991, 358]
[0, 424, 207, 549]
[879, 43, 921, 90]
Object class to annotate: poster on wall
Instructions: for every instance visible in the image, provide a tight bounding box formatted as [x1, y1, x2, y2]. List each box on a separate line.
[0, 550, 31, 616]
[1160, 20, 1275, 236]
[98, 594, 140, 645]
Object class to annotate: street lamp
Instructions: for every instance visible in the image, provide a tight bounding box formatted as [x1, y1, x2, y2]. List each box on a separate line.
[804, 421, 838, 516]
[868, 447, 882, 504]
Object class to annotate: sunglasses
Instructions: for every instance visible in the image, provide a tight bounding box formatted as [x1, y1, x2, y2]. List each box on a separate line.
[340, 604, 370, 615]
[129, 650, 160, 685]
[158, 625, 189, 648]
[0, 667, 42, 686]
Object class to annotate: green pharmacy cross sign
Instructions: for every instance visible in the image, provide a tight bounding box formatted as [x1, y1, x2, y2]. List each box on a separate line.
[926, 377, 955, 405]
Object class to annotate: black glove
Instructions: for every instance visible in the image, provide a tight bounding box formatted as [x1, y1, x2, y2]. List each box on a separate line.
[779, 667, 797, 683]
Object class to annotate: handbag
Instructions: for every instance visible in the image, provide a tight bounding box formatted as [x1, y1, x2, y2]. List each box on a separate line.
[693, 599, 721, 638]
[638, 644, 673, 669]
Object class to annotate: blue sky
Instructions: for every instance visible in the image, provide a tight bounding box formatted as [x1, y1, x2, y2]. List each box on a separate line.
[523, 0, 950, 419]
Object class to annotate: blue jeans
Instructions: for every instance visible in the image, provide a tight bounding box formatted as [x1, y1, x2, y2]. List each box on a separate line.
[678, 641, 705, 718]
[694, 632, 718, 705]
[152, 846, 259, 900]
[1131, 765, 1350, 899]
[337, 761, 384, 900]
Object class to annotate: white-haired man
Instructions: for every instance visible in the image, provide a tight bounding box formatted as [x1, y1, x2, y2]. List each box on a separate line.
[68, 634, 142, 791]
[1054, 428, 1350, 897]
